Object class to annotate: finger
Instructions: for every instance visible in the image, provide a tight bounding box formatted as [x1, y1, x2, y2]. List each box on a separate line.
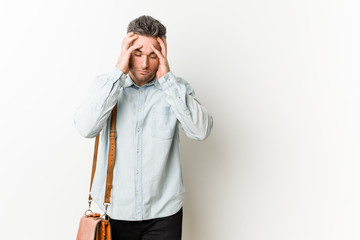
[161, 36, 167, 49]
[157, 37, 166, 56]
[151, 44, 164, 60]
[121, 32, 134, 47]
[127, 44, 143, 55]
[157, 37, 167, 57]
[125, 32, 135, 40]
[121, 33, 136, 48]
[123, 35, 139, 50]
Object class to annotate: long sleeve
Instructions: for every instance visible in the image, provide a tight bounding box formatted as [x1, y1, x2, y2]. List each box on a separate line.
[73, 67, 127, 138]
[158, 72, 213, 140]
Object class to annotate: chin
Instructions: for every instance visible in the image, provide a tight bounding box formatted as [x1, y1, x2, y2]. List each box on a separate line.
[140, 73, 155, 81]
[135, 75, 149, 81]
[130, 70, 156, 85]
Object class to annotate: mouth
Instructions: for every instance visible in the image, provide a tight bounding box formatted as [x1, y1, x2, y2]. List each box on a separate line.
[137, 70, 149, 75]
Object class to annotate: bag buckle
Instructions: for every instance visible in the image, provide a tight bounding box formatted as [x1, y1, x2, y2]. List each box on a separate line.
[109, 130, 117, 139]
[101, 203, 110, 219]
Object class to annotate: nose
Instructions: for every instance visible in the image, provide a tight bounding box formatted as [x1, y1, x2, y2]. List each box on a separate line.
[140, 56, 149, 69]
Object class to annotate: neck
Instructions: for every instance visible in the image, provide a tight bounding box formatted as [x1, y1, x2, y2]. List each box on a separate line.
[129, 72, 156, 87]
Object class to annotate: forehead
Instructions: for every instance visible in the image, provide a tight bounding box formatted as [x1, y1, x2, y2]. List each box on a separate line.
[133, 35, 160, 54]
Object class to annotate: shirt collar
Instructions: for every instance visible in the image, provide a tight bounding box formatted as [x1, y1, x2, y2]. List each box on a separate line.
[123, 75, 162, 90]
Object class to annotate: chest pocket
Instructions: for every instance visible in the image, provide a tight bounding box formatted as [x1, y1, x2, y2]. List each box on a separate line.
[152, 106, 177, 139]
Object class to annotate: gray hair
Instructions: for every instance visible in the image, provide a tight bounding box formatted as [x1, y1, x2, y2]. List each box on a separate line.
[127, 15, 166, 38]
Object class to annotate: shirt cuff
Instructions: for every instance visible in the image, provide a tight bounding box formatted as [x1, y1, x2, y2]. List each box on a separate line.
[158, 71, 176, 90]
[107, 67, 126, 84]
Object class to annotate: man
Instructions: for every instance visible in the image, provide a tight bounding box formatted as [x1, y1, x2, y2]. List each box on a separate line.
[74, 15, 213, 240]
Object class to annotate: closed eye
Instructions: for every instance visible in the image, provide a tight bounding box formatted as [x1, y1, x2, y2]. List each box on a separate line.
[134, 50, 142, 57]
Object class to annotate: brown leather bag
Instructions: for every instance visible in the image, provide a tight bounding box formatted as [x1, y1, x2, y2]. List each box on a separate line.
[76, 105, 118, 240]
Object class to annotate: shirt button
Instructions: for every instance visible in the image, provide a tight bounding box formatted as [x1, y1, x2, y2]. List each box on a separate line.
[136, 191, 139, 194]
[136, 149, 139, 153]
[138, 109, 141, 112]
[137, 128, 140, 132]
[136, 170, 139, 174]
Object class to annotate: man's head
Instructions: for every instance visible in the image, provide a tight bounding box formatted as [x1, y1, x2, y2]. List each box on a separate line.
[127, 16, 167, 86]
[127, 15, 166, 38]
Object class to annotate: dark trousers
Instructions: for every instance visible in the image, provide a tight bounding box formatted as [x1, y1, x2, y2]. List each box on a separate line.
[108, 208, 183, 240]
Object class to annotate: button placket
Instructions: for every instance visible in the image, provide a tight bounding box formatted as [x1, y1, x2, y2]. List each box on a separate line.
[134, 87, 145, 219]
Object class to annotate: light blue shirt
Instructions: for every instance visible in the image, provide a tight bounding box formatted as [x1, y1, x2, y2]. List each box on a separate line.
[74, 67, 213, 220]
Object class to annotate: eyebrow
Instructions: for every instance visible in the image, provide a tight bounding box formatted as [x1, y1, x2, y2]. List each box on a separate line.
[135, 49, 156, 55]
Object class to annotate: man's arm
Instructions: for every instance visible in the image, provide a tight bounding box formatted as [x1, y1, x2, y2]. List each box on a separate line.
[151, 37, 213, 140]
[159, 72, 213, 140]
[73, 68, 125, 138]
[73, 33, 142, 138]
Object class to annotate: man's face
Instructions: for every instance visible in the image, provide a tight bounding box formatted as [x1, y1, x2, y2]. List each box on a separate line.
[129, 35, 161, 86]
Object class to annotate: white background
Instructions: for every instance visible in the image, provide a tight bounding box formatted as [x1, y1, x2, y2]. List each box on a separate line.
[0, 0, 359, 239]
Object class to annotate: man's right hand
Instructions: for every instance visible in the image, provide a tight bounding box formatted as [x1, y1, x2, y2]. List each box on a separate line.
[115, 32, 142, 74]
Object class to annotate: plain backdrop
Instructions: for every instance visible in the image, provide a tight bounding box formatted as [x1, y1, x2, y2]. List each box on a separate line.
[0, 0, 359, 239]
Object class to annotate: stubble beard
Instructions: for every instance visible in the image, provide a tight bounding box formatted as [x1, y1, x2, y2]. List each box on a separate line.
[129, 68, 157, 86]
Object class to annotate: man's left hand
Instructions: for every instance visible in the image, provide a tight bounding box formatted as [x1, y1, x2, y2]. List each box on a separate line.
[151, 37, 170, 79]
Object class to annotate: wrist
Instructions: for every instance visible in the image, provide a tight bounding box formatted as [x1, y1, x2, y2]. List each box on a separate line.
[158, 71, 175, 85]
[115, 63, 128, 74]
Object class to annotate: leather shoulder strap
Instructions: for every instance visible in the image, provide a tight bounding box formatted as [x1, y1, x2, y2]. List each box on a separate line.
[88, 135, 100, 201]
[104, 104, 117, 203]
[88, 104, 117, 204]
